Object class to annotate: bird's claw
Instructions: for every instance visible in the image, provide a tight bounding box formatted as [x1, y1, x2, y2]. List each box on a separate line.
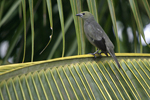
[97, 52, 102, 57]
[89, 53, 97, 58]
[89, 49, 102, 58]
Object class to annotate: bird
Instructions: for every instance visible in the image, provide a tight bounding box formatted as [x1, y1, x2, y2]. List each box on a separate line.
[76, 11, 121, 68]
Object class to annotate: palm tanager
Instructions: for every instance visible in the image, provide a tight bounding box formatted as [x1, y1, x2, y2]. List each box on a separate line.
[76, 11, 121, 68]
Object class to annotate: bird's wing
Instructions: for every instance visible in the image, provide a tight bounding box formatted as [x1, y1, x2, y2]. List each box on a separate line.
[91, 21, 114, 49]
[84, 20, 114, 50]
[86, 21, 104, 41]
[92, 21, 108, 39]
[84, 21, 107, 51]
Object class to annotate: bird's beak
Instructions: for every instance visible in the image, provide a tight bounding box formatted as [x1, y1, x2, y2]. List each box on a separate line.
[76, 13, 82, 17]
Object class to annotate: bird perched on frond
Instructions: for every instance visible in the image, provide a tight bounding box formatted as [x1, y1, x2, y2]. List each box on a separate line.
[76, 11, 121, 68]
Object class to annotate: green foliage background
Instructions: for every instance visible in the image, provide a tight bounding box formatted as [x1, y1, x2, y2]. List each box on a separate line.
[0, 0, 150, 64]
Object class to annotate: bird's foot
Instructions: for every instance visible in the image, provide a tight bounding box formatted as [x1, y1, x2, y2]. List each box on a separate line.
[97, 52, 102, 57]
[89, 53, 97, 58]
[89, 49, 102, 58]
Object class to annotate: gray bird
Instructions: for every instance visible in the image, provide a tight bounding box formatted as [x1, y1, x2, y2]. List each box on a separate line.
[76, 11, 121, 68]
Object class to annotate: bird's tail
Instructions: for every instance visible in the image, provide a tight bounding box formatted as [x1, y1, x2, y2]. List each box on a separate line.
[107, 48, 121, 69]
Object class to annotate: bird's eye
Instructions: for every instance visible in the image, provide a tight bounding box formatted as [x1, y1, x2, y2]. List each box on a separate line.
[82, 13, 85, 15]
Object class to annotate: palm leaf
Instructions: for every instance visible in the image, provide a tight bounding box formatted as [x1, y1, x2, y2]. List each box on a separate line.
[0, 54, 150, 99]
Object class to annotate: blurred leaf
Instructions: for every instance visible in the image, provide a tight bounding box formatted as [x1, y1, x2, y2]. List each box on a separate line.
[0, 0, 150, 64]
[98, 0, 108, 23]
[76, 0, 85, 54]
[46, 0, 53, 29]
[22, 0, 26, 63]
[28, 0, 34, 61]
[142, 0, 150, 19]
[43, 0, 47, 26]
[87, 0, 98, 22]
[47, 14, 73, 59]
[57, 0, 65, 57]
[1, 0, 42, 64]
[2, 20, 24, 64]
[0, 0, 21, 27]
[65, 38, 77, 56]
[0, 0, 5, 21]
[107, 0, 120, 52]
[131, 15, 137, 53]
[39, 0, 53, 55]
[69, 0, 82, 55]
[129, 0, 150, 53]
[19, 3, 22, 19]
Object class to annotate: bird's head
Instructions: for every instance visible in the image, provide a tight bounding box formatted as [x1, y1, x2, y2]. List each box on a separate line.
[76, 11, 94, 20]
